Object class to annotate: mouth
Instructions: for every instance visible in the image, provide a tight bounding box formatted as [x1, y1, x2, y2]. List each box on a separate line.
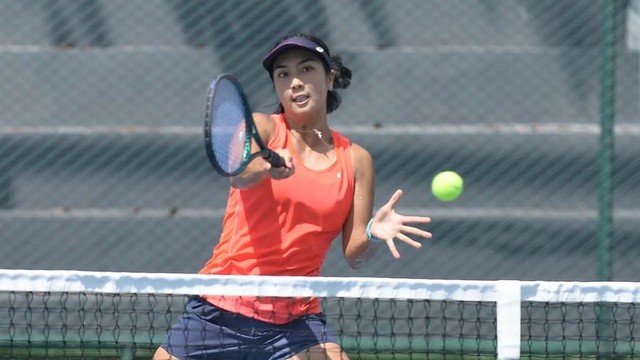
[292, 94, 310, 105]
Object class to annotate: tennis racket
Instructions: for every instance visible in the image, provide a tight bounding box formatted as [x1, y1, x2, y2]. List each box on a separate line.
[204, 74, 285, 177]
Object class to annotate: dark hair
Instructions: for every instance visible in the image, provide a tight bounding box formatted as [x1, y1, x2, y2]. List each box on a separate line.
[267, 33, 352, 114]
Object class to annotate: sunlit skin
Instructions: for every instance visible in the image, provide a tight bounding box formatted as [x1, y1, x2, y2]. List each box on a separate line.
[272, 49, 334, 129]
[266, 49, 431, 260]
[271, 49, 339, 172]
[152, 48, 432, 360]
[228, 48, 431, 264]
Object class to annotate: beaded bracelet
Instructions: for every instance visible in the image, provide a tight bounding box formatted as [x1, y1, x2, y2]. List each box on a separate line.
[365, 218, 383, 243]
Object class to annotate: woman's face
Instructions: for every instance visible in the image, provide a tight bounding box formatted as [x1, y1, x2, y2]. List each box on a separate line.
[271, 49, 334, 120]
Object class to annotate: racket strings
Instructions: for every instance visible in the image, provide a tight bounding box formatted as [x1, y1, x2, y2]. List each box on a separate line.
[210, 81, 251, 174]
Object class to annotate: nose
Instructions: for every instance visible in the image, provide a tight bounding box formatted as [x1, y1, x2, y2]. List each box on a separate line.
[290, 77, 304, 90]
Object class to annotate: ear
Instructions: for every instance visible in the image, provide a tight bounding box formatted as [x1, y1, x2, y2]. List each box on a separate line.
[327, 70, 336, 90]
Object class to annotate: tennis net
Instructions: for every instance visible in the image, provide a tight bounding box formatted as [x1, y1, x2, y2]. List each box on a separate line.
[1, 270, 639, 359]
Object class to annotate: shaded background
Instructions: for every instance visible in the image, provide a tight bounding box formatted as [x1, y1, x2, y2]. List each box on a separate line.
[1, 0, 639, 281]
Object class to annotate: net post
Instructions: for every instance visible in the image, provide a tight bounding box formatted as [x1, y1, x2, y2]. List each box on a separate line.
[597, 0, 616, 284]
[496, 280, 521, 360]
[597, 1, 617, 357]
[120, 346, 134, 360]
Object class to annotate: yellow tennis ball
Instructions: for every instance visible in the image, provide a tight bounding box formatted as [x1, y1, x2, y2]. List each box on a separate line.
[431, 171, 464, 202]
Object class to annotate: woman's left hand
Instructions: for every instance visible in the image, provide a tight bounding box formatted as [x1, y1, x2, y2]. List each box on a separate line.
[369, 189, 432, 259]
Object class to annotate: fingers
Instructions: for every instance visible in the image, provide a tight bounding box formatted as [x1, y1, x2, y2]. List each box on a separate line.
[384, 189, 404, 210]
[282, 155, 294, 169]
[401, 225, 432, 239]
[377, 189, 434, 259]
[402, 215, 432, 224]
[384, 233, 421, 260]
[267, 149, 295, 179]
[379, 225, 429, 260]
[396, 233, 422, 249]
[274, 148, 294, 168]
[385, 240, 401, 259]
[269, 163, 295, 179]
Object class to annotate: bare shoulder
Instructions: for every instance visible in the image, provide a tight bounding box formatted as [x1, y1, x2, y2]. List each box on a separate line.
[252, 112, 277, 141]
[252, 112, 275, 127]
[350, 142, 374, 176]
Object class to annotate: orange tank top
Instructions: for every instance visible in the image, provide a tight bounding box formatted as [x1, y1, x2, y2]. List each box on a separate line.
[200, 114, 355, 324]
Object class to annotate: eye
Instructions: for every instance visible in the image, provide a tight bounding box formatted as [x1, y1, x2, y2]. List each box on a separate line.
[301, 65, 314, 73]
[275, 70, 289, 79]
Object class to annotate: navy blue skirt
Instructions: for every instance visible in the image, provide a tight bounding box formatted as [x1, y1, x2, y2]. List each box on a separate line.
[161, 296, 339, 359]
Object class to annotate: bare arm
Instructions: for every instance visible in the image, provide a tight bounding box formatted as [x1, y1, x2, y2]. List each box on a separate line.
[342, 144, 432, 268]
[230, 113, 294, 189]
[342, 143, 378, 268]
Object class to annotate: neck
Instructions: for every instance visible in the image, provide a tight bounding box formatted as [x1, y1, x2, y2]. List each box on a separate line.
[285, 117, 327, 136]
[285, 117, 333, 150]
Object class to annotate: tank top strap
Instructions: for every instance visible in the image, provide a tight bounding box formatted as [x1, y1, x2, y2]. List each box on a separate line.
[267, 114, 288, 149]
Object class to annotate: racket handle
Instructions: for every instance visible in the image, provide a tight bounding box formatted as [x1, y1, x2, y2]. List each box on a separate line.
[263, 151, 286, 168]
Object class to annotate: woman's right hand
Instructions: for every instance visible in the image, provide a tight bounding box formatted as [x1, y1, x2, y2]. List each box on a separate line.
[266, 148, 295, 180]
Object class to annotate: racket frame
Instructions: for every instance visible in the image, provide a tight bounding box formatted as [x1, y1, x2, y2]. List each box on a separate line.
[204, 74, 284, 177]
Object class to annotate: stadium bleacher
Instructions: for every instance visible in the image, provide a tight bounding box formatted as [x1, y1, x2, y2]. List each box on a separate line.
[0, 0, 638, 281]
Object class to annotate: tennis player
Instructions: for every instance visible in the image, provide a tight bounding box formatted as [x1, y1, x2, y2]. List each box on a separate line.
[153, 33, 432, 360]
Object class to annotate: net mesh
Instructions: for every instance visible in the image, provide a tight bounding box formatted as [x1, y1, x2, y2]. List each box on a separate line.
[2, 294, 497, 359]
[0, 1, 638, 280]
[2, 270, 640, 359]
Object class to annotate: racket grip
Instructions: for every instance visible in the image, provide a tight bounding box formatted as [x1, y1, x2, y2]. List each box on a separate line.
[263, 151, 286, 168]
